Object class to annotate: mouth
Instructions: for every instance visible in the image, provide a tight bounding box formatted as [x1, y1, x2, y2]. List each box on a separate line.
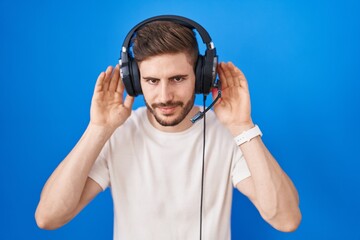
[157, 106, 178, 115]
[152, 101, 183, 116]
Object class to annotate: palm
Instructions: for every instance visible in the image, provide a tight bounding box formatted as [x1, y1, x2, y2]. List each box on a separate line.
[213, 62, 252, 128]
[90, 65, 134, 130]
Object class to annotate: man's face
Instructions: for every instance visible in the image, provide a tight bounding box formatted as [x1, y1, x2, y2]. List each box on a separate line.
[139, 52, 196, 129]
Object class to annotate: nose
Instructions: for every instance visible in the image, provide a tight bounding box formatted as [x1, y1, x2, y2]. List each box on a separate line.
[158, 81, 174, 103]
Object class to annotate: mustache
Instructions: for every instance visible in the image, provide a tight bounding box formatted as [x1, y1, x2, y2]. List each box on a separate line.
[151, 101, 184, 108]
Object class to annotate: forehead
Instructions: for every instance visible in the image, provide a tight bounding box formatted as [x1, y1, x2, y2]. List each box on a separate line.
[138, 53, 194, 77]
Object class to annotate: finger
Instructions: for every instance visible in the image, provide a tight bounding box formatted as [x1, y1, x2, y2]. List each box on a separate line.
[211, 87, 222, 106]
[103, 66, 113, 91]
[228, 62, 247, 88]
[222, 62, 236, 87]
[227, 62, 240, 87]
[109, 64, 120, 92]
[94, 71, 106, 93]
[123, 94, 135, 109]
[116, 72, 125, 93]
[217, 62, 228, 89]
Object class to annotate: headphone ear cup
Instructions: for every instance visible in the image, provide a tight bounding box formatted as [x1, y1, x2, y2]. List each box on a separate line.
[202, 49, 217, 95]
[195, 55, 204, 94]
[130, 60, 142, 96]
[121, 59, 136, 97]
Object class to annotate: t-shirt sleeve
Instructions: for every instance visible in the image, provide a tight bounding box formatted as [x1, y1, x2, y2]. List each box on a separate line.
[231, 147, 251, 187]
[88, 145, 110, 191]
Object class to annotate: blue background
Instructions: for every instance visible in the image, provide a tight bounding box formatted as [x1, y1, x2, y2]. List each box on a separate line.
[1, 0, 359, 239]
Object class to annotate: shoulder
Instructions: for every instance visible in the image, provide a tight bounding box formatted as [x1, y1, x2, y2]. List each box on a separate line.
[129, 106, 147, 122]
[122, 106, 147, 127]
[111, 106, 147, 138]
[205, 110, 225, 129]
[205, 110, 235, 142]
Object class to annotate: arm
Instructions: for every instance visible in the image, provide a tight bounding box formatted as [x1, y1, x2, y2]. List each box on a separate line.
[35, 65, 134, 230]
[214, 62, 301, 232]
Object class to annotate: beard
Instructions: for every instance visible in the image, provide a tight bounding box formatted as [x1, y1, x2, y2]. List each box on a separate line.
[145, 94, 195, 127]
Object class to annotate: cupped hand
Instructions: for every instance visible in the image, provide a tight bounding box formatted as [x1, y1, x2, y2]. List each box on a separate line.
[213, 62, 253, 134]
[90, 65, 134, 131]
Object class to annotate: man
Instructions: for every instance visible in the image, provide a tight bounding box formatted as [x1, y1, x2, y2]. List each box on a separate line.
[35, 17, 301, 239]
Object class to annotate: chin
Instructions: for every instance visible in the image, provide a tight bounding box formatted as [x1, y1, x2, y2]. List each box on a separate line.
[155, 114, 185, 127]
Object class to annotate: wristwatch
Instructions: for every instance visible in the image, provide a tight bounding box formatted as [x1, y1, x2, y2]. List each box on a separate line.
[234, 125, 263, 146]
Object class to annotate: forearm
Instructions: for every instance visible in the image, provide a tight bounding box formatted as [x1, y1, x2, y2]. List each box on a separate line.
[214, 62, 300, 231]
[239, 133, 301, 231]
[36, 123, 113, 227]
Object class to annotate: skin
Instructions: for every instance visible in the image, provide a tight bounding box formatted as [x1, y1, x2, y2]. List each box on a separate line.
[35, 52, 301, 232]
[139, 52, 199, 132]
[214, 61, 301, 231]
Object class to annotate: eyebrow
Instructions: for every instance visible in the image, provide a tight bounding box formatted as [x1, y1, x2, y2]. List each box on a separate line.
[142, 74, 189, 80]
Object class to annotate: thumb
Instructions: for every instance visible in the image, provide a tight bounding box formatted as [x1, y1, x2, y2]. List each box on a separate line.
[211, 87, 222, 106]
[124, 95, 135, 109]
[211, 87, 218, 100]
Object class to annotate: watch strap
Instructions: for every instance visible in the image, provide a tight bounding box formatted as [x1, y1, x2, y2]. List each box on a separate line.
[234, 125, 262, 146]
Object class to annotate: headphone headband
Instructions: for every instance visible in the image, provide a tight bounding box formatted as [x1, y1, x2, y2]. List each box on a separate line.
[121, 15, 214, 54]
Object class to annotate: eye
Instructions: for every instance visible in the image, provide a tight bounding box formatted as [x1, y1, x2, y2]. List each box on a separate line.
[172, 76, 186, 83]
[146, 78, 159, 85]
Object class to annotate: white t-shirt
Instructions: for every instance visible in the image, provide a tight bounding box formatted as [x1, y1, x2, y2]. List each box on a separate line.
[89, 107, 251, 240]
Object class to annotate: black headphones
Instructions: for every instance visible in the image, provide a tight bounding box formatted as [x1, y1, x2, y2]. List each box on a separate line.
[119, 15, 218, 97]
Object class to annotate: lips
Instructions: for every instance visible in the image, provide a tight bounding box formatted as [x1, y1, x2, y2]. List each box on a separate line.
[152, 102, 183, 116]
[157, 106, 177, 115]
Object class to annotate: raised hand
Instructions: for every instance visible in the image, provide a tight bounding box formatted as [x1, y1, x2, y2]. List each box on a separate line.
[90, 65, 134, 131]
[213, 62, 253, 134]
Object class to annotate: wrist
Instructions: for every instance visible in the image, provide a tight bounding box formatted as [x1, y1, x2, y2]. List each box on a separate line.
[87, 122, 115, 140]
[233, 124, 263, 146]
[227, 121, 255, 136]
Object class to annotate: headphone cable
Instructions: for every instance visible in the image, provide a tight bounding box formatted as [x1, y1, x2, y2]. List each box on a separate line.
[200, 94, 207, 240]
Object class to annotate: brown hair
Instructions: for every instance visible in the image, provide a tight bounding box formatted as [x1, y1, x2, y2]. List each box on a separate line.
[132, 21, 199, 66]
